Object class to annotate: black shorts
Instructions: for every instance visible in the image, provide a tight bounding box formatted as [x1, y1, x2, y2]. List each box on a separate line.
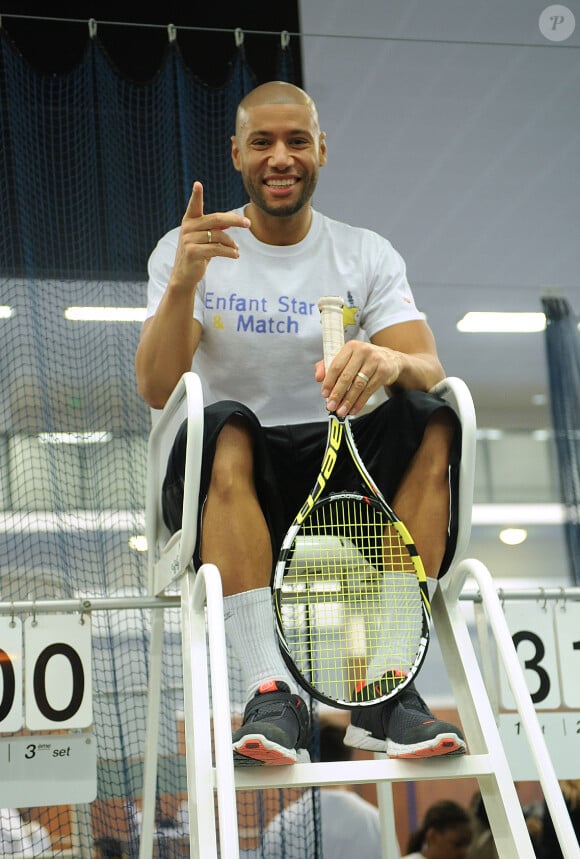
[162, 391, 461, 578]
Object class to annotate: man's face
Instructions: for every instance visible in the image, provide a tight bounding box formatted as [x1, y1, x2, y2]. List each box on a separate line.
[231, 103, 327, 218]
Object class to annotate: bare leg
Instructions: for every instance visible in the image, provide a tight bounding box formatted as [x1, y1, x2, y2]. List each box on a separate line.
[200, 417, 271, 595]
[200, 418, 303, 714]
[391, 409, 455, 578]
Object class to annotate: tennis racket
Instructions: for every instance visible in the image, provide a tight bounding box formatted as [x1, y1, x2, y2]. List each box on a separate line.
[273, 295, 431, 709]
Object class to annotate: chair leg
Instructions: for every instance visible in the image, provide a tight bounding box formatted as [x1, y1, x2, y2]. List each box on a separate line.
[375, 775, 401, 857]
[433, 578, 536, 858]
[461, 559, 580, 858]
[181, 566, 220, 859]
[139, 607, 165, 859]
[196, 564, 241, 857]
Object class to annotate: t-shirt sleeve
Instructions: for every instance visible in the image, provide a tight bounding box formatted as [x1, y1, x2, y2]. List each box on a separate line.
[358, 232, 425, 339]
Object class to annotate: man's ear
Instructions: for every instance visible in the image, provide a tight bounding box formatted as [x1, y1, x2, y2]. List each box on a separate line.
[231, 135, 241, 172]
[319, 132, 327, 167]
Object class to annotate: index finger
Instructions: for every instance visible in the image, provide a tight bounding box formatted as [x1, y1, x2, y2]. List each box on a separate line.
[183, 180, 203, 221]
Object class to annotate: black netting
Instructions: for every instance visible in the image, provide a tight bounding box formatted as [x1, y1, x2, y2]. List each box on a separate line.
[542, 295, 580, 585]
[0, 26, 320, 858]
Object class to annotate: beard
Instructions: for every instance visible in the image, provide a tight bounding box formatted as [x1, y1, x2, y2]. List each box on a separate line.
[242, 172, 319, 218]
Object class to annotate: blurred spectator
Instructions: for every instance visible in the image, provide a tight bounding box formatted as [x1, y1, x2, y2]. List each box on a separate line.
[467, 791, 542, 858]
[18, 809, 52, 855]
[466, 792, 497, 859]
[402, 799, 473, 859]
[537, 779, 580, 859]
[0, 809, 34, 856]
[94, 835, 126, 859]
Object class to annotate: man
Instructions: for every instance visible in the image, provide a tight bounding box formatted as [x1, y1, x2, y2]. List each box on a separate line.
[135, 80, 466, 766]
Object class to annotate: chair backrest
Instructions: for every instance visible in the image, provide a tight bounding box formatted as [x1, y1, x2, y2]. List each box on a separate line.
[429, 376, 477, 572]
[145, 372, 204, 595]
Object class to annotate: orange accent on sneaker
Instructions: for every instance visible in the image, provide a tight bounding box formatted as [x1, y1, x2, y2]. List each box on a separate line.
[354, 670, 407, 698]
[391, 737, 465, 759]
[257, 680, 279, 694]
[234, 736, 297, 766]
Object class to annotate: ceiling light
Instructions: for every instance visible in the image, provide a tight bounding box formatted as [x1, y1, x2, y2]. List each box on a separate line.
[38, 431, 112, 444]
[128, 535, 148, 552]
[64, 306, 146, 321]
[0, 511, 145, 532]
[0, 306, 13, 318]
[473, 503, 564, 524]
[499, 528, 528, 546]
[456, 312, 546, 333]
[532, 429, 551, 441]
[476, 428, 504, 441]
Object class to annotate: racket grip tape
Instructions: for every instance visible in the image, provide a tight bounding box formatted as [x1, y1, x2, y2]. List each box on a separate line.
[318, 295, 345, 368]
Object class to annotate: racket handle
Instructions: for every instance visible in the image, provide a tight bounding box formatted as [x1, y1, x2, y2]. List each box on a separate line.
[318, 295, 345, 368]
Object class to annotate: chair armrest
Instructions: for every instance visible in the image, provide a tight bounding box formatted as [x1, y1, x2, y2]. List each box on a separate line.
[146, 372, 204, 591]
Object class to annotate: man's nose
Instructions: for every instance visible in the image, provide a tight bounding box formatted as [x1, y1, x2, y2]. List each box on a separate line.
[268, 141, 292, 167]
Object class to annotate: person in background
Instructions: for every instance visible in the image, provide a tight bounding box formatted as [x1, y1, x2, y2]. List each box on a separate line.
[537, 779, 580, 859]
[260, 718, 401, 857]
[402, 799, 473, 859]
[0, 809, 34, 856]
[467, 790, 543, 858]
[466, 792, 497, 859]
[93, 835, 126, 859]
[136, 79, 466, 768]
[17, 809, 52, 855]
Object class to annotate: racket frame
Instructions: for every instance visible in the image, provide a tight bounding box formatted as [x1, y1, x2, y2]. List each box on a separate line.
[273, 296, 431, 708]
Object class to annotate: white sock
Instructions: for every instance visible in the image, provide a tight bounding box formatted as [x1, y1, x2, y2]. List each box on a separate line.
[223, 587, 302, 702]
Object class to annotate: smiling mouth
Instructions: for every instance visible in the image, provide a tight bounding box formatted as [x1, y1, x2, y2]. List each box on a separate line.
[265, 178, 298, 187]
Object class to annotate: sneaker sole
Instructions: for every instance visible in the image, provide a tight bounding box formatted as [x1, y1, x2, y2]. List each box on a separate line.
[233, 733, 310, 767]
[344, 724, 466, 758]
[388, 734, 466, 759]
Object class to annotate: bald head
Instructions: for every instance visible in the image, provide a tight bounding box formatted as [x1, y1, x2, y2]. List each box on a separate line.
[235, 81, 320, 136]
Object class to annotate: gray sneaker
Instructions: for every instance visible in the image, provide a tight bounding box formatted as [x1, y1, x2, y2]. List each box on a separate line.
[232, 681, 311, 767]
[345, 680, 466, 759]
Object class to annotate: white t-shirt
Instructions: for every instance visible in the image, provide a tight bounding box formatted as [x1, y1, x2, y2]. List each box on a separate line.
[259, 789, 399, 858]
[146, 208, 424, 426]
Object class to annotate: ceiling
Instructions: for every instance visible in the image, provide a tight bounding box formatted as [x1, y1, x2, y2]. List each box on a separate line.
[297, 0, 580, 587]
[299, 0, 580, 434]
[297, 0, 580, 588]
[2, 0, 579, 588]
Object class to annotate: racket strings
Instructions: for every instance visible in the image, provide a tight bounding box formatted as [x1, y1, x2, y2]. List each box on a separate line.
[278, 495, 427, 706]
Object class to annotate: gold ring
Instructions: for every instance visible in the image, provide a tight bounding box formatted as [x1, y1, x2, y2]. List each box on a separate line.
[207, 230, 212, 243]
[357, 371, 370, 384]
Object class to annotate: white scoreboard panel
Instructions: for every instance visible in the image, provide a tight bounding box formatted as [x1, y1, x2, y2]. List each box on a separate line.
[0, 614, 96, 805]
[498, 600, 580, 780]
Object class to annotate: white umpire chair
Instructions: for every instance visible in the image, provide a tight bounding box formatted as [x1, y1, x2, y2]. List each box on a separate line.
[138, 372, 579, 859]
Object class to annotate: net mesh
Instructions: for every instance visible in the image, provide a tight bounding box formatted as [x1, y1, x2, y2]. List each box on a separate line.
[542, 295, 580, 585]
[275, 494, 426, 707]
[0, 27, 321, 858]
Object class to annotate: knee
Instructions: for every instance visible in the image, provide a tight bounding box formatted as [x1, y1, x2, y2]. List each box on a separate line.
[210, 418, 255, 498]
[421, 410, 456, 473]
